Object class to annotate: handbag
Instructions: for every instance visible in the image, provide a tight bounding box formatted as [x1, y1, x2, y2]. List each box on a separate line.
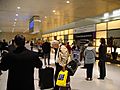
[66, 60, 78, 76]
[56, 70, 68, 87]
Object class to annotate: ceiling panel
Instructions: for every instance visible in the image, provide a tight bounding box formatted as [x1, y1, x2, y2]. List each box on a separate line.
[0, 0, 120, 33]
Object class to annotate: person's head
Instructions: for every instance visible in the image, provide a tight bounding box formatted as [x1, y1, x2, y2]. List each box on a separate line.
[14, 34, 25, 47]
[3, 39, 6, 42]
[67, 42, 69, 45]
[100, 38, 106, 44]
[88, 42, 93, 46]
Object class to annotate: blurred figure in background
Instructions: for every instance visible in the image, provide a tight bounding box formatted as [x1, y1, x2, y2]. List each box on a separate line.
[30, 41, 34, 51]
[66, 42, 72, 55]
[42, 39, 51, 66]
[8, 39, 16, 53]
[1, 39, 8, 51]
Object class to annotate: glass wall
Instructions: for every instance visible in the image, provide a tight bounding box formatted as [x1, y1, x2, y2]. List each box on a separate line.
[42, 29, 73, 45]
[96, 20, 120, 61]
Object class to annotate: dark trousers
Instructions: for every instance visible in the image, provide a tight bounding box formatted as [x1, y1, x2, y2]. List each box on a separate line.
[98, 61, 106, 79]
[86, 64, 94, 78]
[54, 63, 62, 90]
[54, 48, 58, 61]
[44, 52, 50, 65]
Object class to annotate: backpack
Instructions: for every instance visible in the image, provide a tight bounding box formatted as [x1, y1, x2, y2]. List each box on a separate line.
[85, 50, 95, 59]
[72, 49, 80, 59]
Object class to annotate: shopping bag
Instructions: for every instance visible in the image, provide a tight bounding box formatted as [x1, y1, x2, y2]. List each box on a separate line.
[66, 60, 78, 76]
[56, 70, 68, 87]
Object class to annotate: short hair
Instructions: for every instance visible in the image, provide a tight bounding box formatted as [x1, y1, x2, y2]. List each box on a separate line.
[88, 42, 93, 46]
[100, 38, 106, 44]
[14, 34, 25, 47]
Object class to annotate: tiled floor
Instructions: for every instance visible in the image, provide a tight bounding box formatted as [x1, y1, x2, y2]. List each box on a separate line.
[0, 46, 120, 90]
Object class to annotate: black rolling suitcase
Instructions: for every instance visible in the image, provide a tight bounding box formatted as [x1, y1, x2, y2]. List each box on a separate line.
[39, 67, 54, 89]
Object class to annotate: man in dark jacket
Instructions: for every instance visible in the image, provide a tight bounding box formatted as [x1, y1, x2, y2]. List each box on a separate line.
[0, 34, 43, 90]
[98, 38, 107, 80]
[42, 39, 51, 65]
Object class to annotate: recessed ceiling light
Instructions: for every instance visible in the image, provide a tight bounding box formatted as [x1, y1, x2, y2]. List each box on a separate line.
[66, 1, 70, 4]
[16, 14, 18, 16]
[12, 28, 15, 33]
[15, 19, 17, 21]
[53, 10, 56, 13]
[17, 7, 21, 10]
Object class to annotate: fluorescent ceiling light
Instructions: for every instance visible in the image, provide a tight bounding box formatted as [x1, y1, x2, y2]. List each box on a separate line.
[16, 14, 18, 16]
[66, 1, 70, 4]
[112, 9, 120, 17]
[34, 20, 41, 22]
[15, 19, 17, 21]
[104, 13, 109, 19]
[53, 10, 56, 13]
[12, 28, 15, 32]
[17, 7, 21, 10]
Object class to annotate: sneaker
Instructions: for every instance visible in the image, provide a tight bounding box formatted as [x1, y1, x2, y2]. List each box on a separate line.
[97, 78, 104, 80]
[0, 72, 2, 76]
[85, 78, 89, 81]
[90, 78, 93, 81]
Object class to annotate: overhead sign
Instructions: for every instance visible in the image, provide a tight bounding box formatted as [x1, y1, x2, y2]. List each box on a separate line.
[74, 24, 96, 34]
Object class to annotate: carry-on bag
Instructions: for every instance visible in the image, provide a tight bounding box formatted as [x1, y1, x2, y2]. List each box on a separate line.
[56, 70, 71, 90]
[39, 67, 54, 89]
[66, 60, 78, 76]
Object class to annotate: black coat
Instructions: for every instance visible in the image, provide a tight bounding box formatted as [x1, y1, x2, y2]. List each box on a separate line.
[99, 44, 107, 61]
[0, 47, 42, 90]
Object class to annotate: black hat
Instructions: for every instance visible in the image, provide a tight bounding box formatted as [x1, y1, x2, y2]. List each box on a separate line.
[14, 34, 25, 46]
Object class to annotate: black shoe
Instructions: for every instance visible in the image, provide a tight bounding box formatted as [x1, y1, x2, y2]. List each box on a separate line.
[97, 78, 104, 80]
[0, 72, 2, 76]
[85, 78, 89, 81]
[90, 78, 93, 81]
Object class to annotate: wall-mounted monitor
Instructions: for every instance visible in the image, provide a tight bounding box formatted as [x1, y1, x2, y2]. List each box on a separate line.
[29, 17, 34, 33]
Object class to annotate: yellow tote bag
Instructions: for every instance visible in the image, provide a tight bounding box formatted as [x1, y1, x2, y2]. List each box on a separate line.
[56, 70, 68, 87]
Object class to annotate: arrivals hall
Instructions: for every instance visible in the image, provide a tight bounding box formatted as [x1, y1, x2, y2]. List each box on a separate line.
[0, 0, 120, 90]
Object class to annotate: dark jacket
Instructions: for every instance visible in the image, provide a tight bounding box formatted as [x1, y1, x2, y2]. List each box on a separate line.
[99, 44, 107, 61]
[42, 42, 51, 54]
[0, 47, 42, 90]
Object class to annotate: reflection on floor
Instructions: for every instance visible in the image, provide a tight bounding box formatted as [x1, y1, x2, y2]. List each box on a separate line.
[0, 48, 120, 90]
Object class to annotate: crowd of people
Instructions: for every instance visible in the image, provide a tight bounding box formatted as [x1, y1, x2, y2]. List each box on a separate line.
[0, 34, 107, 90]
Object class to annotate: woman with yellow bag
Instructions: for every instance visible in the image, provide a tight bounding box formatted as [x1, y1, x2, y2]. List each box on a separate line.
[54, 43, 71, 90]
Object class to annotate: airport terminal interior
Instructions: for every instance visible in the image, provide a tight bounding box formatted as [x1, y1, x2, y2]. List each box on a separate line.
[0, 0, 120, 90]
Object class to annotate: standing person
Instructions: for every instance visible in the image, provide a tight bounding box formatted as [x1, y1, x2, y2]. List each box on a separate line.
[1, 39, 8, 51]
[84, 42, 96, 81]
[42, 39, 51, 66]
[54, 43, 69, 90]
[8, 39, 16, 53]
[30, 41, 34, 51]
[66, 42, 72, 55]
[51, 37, 59, 62]
[0, 34, 42, 90]
[98, 38, 107, 80]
